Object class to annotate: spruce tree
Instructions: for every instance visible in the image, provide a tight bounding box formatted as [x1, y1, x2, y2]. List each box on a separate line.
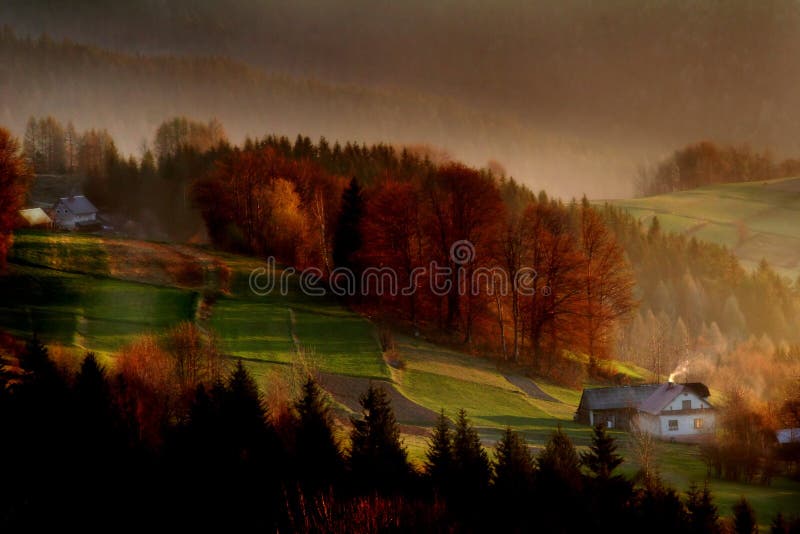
[349, 385, 409, 491]
[332, 177, 364, 271]
[425, 409, 453, 491]
[686, 482, 721, 534]
[536, 425, 582, 487]
[732, 497, 757, 534]
[494, 426, 534, 494]
[294, 377, 343, 488]
[581, 422, 624, 479]
[451, 409, 492, 493]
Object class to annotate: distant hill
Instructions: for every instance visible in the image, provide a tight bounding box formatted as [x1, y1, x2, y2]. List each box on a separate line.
[604, 177, 800, 280]
[0, 30, 633, 199]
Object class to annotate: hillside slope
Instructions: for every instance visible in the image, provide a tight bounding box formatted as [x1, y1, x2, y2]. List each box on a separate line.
[604, 177, 800, 279]
[2, 231, 799, 523]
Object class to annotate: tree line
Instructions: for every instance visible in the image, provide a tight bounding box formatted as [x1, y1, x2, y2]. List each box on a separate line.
[193, 135, 635, 376]
[635, 140, 800, 197]
[1, 330, 792, 532]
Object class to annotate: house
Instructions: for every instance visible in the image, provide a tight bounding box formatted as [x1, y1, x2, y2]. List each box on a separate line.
[633, 382, 715, 441]
[18, 207, 52, 229]
[52, 196, 98, 230]
[777, 428, 800, 444]
[575, 384, 660, 429]
[576, 381, 715, 441]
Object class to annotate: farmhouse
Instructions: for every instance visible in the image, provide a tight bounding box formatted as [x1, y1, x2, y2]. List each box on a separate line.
[575, 384, 660, 429]
[52, 196, 98, 230]
[18, 207, 52, 229]
[576, 381, 715, 441]
[633, 382, 715, 441]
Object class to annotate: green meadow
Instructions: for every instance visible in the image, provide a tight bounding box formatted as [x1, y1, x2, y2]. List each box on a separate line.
[2, 231, 799, 527]
[604, 177, 800, 280]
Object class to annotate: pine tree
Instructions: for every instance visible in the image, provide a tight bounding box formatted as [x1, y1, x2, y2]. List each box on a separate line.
[581, 422, 624, 479]
[686, 482, 721, 534]
[536, 425, 582, 486]
[534, 425, 584, 531]
[425, 409, 453, 490]
[293, 377, 343, 487]
[493, 426, 534, 498]
[451, 409, 492, 493]
[332, 177, 364, 271]
[349, 385, 409, 491]
[732, 497, 757, 534]
[221, 360, 271, 462]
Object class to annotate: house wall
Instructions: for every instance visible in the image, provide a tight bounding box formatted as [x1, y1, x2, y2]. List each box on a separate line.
[53, 206, 96, 229]
[662, 391, 711, 412]
[658, 412, 715, 437]
[633, 413, 661, 435]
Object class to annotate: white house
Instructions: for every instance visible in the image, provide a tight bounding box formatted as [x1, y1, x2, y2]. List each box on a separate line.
[576, 381, 715, 441]
[633, 382, 715, 441]
[52, 196, 98, 230]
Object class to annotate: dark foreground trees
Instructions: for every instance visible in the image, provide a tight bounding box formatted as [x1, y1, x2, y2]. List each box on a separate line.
[1, 332, 794, 531]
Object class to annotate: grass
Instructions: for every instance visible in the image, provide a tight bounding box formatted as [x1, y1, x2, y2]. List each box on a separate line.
[0, 264, 196, 355]
[3, 231, 799, 525]
[619, 441, 800, 530]
[602, 177, 800, 278]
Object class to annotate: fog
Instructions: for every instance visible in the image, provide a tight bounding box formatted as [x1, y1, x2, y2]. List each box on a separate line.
[3, 0, 800, 199]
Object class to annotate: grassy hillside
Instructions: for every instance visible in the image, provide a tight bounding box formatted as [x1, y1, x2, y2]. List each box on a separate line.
[2, 231, 799, 526]
[604, 177, 800, 279]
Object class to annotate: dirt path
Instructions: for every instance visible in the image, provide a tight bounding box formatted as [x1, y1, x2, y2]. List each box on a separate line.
[504, 375, 561, 403]
[317, 372, 439, 426]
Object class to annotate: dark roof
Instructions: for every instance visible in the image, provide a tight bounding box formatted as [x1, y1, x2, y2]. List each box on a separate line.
[55, 195, 97, 215]
[579, 384, 660, 411]
[638, 382, 712, 415]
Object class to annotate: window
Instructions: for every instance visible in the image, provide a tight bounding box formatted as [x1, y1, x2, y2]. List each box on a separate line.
[694, 418, 704, 429]
[668, 419, 679, 431]
[682, 399, 692, 410]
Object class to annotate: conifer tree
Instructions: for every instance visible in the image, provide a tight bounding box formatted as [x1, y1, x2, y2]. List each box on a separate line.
[732, 497, 757, 534]
[425, 409, 453, 491]
[349, 385, 409, 491]
[451, 409, 492, 493]
[493, 426, 534, 500]
[581, 422, 624, 480]
[293, 377, 343, 487]
[332, 177, 364, 271]
[686, 482, 721, 534]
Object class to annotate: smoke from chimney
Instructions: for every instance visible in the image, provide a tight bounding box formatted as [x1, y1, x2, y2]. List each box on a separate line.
[668, 360, 690, 383]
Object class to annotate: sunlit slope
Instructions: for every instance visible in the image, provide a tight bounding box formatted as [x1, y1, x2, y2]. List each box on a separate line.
[604, 177, 800, 279]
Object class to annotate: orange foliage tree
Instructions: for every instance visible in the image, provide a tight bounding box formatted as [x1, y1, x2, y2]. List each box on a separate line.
[0, 127, 31, 271]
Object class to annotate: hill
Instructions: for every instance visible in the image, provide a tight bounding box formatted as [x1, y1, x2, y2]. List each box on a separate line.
[604, 177, 800, 280]
[2, 231, 799, 525]
[0, 29, 632, 199]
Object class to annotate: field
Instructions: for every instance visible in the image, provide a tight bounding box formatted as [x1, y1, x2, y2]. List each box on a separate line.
[603, 177, 800, 280]
[2, 231, 799, 528]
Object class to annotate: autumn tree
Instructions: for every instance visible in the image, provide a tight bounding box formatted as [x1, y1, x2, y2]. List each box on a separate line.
[154, 117, 226, 160]
[520, 200, 584, 369]
[361, 179, 424, 322]
[421, 164, 504, 342]
[578, 199, 635, 366]
[0, 128, 31, 270]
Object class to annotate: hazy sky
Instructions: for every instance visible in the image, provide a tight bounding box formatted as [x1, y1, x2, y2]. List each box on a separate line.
[3, 0, 799, 198]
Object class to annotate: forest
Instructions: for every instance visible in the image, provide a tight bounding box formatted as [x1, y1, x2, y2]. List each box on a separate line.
[3, 116, 800, 529]
[1, 331, 794, 532]
[14, 116, 800, 401]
